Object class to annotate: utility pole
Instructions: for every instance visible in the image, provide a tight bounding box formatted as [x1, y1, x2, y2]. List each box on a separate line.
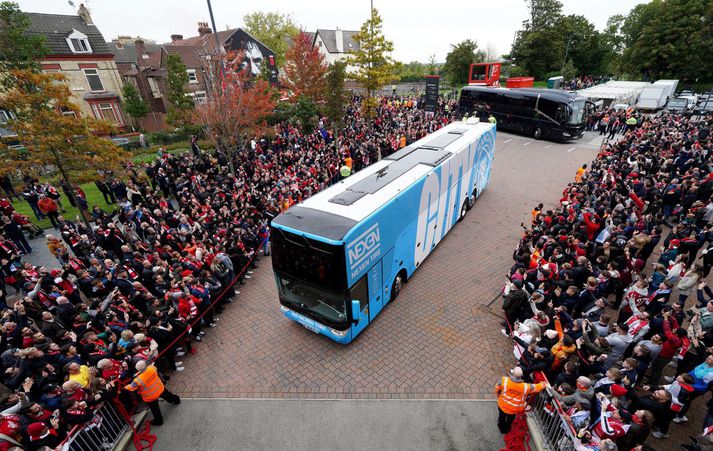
[206, 0, 222, 53]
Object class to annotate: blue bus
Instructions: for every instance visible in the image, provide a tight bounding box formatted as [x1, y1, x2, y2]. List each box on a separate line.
[270, 119, 496, 343]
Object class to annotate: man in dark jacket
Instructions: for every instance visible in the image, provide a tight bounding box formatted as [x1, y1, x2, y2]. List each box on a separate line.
[503, 279, 529, 333]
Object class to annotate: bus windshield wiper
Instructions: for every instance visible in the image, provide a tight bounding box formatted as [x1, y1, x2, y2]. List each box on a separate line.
[314, 298, 344, 318]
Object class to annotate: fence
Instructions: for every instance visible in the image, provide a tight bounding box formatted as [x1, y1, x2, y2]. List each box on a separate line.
[526, 384, 578, 451]
[58, 401, 135, 451]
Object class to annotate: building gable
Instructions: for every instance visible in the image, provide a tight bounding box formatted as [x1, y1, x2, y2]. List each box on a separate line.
[25, 12, 112, 56]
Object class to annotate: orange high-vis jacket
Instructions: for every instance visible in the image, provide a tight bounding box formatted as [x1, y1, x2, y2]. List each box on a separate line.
[125, 364, 165, 402]
[495, 376, 546, 414]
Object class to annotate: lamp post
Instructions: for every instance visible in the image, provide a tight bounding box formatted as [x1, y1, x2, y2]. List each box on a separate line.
[561, 33, 578, 76]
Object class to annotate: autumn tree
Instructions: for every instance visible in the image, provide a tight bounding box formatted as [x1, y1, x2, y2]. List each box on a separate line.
[195, 51, 276, 174]
[351, 8, 395, 118]
[281, 30, 328, 104]
[0, 70, 130, 226]
[243, 11, 298, 66]
[165, 53, 194, 128]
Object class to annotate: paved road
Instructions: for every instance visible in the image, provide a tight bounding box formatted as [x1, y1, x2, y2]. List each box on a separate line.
[167, 130, 603, 400]
[152, 399, 503, 451]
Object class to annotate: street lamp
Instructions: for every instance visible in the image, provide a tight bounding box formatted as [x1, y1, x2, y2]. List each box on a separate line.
[561, 33, 579, 76]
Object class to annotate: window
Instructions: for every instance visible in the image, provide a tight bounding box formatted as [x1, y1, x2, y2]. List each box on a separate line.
[186, 69, 198, 83]
[0, 110, 10, 124]
[60, 107, 76, 118]
[84, 69, 104, 92]
[349, 276, 369, 310]
[194, 91, 207, 104]
[98, 103, 118, 124]
[66, 29, 92, 54]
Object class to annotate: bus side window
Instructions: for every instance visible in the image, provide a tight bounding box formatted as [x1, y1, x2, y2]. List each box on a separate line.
[350, 276, 369, 310]
[556, 105, 566, 122]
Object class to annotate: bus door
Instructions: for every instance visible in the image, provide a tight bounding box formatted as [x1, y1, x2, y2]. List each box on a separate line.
[367, 261, 383, 321]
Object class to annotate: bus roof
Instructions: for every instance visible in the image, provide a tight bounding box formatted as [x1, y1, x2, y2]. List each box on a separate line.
[272, 121, 493, 242]
[461, 86, 584, 103]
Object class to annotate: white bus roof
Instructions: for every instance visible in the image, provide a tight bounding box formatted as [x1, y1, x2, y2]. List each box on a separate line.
[273, 118, 493, 241]
[297, 121, 492, 224]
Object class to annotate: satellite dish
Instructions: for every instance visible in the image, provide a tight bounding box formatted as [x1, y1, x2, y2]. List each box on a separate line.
[68, 0, 75, 6]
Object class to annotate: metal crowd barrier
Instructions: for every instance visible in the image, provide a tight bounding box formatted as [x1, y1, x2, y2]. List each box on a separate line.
[526, 386, 578, 451]
[58, 401, 131, 451]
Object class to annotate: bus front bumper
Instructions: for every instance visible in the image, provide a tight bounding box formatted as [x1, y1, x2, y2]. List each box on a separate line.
[280, 306, 353, 344]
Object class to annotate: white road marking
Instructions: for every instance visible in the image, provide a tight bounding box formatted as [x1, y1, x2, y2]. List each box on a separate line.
[567, 147, 576, 152]
[544, 145, 552, 149]
[523, 141, 533, 146]
[503, 139, 512, 143]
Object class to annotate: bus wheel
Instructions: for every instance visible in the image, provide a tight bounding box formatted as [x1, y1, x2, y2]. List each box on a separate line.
[533, 127, 542, 140]
[466, 189, 477, 210]
[391, 273, 403, 301]
[458, 201, 468, 222]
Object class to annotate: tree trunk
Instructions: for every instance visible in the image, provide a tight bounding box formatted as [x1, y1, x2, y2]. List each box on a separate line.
[51, 148, 94, 235]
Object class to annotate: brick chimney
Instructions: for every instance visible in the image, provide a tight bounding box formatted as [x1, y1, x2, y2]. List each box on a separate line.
[135, 39, 146, 65]
[335, 27, 344, 53]
[77, 3, 93, 25]
[197, 22, 212, 37]
[171, 34, 183, 43]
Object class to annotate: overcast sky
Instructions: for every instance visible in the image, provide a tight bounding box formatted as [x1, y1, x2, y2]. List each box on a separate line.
[17, 0, 648, 62]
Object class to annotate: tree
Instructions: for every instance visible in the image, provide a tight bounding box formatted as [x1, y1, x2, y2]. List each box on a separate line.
[442, 39, 484, 86]
[557, 15, 611, 76]
[619, 0, 713, 81]
[195, 51, 276, 175]
[0, 2, 47, 88]
[165, 53, 194, 128]
[0, 70, 130, 228]
[510, 0, 565, 79]
[427, 54, 438, 75]
[243, 11, 298, 66]
[121, 82, 149, 125]
[603, 14, 626, 75]
[484, 42, 499, 62]
[281, 30, 328, 104]
[323, 61, 347, 156]
[351, 8, 395, 118]
[290, 95, 319, 134]
[394, 61, 427, 82]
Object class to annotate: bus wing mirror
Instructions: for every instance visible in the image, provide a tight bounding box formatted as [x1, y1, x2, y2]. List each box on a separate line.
[351, 300, 361, 322]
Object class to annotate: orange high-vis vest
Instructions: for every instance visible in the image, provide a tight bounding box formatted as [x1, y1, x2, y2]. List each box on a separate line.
[126, 364, 165, 402]
[495, 376, 546, 414]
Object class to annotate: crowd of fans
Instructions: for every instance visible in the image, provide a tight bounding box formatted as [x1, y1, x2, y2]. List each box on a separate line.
[0, 94, 456, 449]
[563, 75, 611, 91]
[502, 111, 713, 450]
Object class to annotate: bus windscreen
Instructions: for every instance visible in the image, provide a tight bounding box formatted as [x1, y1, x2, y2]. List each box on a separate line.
[567, 99, 586, 124]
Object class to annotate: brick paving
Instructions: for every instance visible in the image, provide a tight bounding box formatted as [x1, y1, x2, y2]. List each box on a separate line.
[168, 132, 602, 402]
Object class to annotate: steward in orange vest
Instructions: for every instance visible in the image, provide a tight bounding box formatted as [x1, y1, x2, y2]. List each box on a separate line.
[495, 367, 546, 434]
[125, 360, 180, 426]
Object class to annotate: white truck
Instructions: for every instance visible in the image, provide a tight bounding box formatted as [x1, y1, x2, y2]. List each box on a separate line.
[636, 85, 667, 111]
[654, 79, 679, 103]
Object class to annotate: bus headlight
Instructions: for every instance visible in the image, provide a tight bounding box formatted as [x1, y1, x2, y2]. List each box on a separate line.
[330, 328, 348, 337]
[280, 306, 289, 313]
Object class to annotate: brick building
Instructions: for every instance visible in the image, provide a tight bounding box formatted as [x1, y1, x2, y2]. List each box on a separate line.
[109, 38, 168, 131]
[24, 5, 127, 129]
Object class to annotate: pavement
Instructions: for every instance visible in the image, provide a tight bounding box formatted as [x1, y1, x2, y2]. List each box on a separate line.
[151, 398, 502, 451]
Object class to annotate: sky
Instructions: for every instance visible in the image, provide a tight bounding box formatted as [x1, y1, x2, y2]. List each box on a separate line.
[17, 0, 648, 63]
